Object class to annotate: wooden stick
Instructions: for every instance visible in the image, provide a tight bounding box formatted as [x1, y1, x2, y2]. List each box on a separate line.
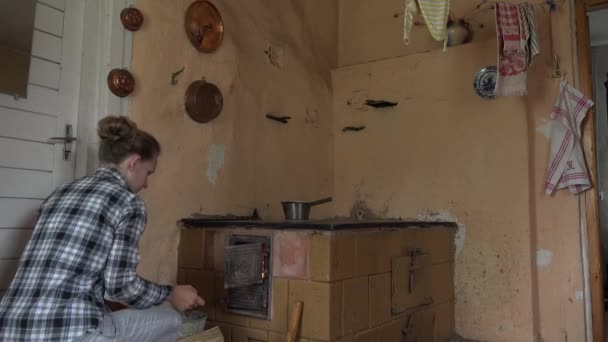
[285, 301, 303, 342]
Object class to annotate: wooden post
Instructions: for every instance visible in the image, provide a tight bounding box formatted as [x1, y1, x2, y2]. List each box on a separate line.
[576, 0, 606, 341]
[286, 301, 303, 342]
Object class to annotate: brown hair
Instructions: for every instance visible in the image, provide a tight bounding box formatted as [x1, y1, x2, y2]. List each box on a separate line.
[97, 116, 161, 164]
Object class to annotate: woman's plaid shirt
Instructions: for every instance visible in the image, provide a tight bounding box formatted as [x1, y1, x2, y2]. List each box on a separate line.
[0, 166, 172, 341]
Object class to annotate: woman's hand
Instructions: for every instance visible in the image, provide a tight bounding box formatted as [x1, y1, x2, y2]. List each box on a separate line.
[168, 285, 205, 312]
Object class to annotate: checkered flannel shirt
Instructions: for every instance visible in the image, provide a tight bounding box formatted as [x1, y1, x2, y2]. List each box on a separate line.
[0, 166, 172, 341]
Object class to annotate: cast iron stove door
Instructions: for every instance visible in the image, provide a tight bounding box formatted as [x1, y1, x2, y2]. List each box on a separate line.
[225, 242, 264, 288]
[224, 235, 270, 315]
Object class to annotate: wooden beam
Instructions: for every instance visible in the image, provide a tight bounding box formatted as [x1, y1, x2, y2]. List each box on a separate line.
[575, 0, 605, 341]
[585, 0, 608, 6]
[586, 0, 608, 11]
[588, 2, 608, 11]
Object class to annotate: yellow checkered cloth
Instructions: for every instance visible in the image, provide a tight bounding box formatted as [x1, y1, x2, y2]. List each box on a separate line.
[404, 0, 450, 49]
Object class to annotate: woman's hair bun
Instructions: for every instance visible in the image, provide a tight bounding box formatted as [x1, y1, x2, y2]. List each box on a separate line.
[97, 115, 160, 163]
[97, 116, 138, 142]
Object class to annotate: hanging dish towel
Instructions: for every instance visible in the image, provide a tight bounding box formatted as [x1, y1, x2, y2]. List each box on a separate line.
[518, 4, 529, 57]
[403, 0, 418, 45]
[544, 81, 594, 195]
[521, 3, 540, 65]
[418, 0, 450, 50]
[495, 2, 528, 96]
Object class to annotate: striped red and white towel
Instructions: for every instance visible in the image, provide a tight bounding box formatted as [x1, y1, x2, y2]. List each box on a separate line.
[495, 2, 528, 96]
[544, 81, 594, 195]
[496, 2, 521, 53]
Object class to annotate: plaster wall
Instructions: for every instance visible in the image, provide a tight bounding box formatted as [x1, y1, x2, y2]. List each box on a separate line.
[333, 39, 535, 341]
[522, 5, 585, 341]
[334, 0, 586, 341]
[128, 0, 589, 340]
[129, 0, 337, 284]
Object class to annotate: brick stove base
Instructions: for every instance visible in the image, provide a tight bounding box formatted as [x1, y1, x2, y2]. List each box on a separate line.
[178, 225, 456, 342]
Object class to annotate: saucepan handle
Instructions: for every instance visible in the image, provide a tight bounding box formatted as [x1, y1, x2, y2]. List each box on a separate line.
[308, 197, 332, 206]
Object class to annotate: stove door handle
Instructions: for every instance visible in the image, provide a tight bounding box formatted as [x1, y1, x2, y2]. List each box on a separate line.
[261, 244, 267, 280]
[261, 254, 266, 280]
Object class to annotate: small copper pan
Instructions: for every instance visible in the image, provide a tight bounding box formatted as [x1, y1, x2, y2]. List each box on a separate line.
[185, 0, 224, 52]
[107, 68, 135, 97]
[184, 80, 223, 123]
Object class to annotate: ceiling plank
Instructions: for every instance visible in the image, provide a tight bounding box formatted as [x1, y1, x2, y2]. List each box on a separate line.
[586, 0, 608, 7]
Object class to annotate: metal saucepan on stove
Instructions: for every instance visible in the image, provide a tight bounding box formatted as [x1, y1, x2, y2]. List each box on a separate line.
[282, 197, 332, 220]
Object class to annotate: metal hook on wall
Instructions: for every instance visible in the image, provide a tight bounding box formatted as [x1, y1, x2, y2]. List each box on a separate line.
[342, 125, 366, 132]
[265, 113, 291, 124]
[170, 67, 185, 85]
[551, 54, 566, 80]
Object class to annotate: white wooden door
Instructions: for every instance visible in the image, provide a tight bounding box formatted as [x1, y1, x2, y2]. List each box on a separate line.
[0, 0, 84, 294]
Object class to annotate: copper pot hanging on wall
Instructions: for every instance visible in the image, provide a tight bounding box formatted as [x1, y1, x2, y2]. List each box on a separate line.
[184, 79, 223, 123]
[120, 7, 144, 31]
[184, 0, 224, 52]
[107, 68, 135, 97]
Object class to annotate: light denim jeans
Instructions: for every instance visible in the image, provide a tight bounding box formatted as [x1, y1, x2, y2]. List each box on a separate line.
[78, 305, 183, 342]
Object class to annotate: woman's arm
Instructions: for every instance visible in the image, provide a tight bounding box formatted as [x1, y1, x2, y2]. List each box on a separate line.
[103, 198, 171, 308]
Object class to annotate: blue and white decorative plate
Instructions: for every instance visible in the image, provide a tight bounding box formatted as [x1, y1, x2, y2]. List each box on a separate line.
[473, 66, 497, 100]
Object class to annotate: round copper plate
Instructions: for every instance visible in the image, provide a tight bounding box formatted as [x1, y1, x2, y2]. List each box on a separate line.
[184, 80, 223, 123]
[185, 0, 224, 53]
[120, 7, 144, 31]
[107, 68, 135, 97]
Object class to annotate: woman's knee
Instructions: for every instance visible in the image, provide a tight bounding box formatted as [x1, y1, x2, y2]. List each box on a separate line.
[156, 306, 182, 331]
[167, 308, 183, 329]
[111, 306, 182, 335]
[143, 307, 182, 339]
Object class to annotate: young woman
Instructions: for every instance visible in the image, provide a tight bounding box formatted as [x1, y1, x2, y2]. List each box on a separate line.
[0, 116, 204, 341]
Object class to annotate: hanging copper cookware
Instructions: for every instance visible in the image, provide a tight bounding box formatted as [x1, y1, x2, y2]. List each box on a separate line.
[184, 80, 223, 123]
[185, 0, 224, 53]
[120, 7, 144, 31]
[107, 68, 135, 97]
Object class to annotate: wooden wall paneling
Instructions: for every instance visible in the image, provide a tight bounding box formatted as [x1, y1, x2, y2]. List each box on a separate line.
[576, 0, 605, 341]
